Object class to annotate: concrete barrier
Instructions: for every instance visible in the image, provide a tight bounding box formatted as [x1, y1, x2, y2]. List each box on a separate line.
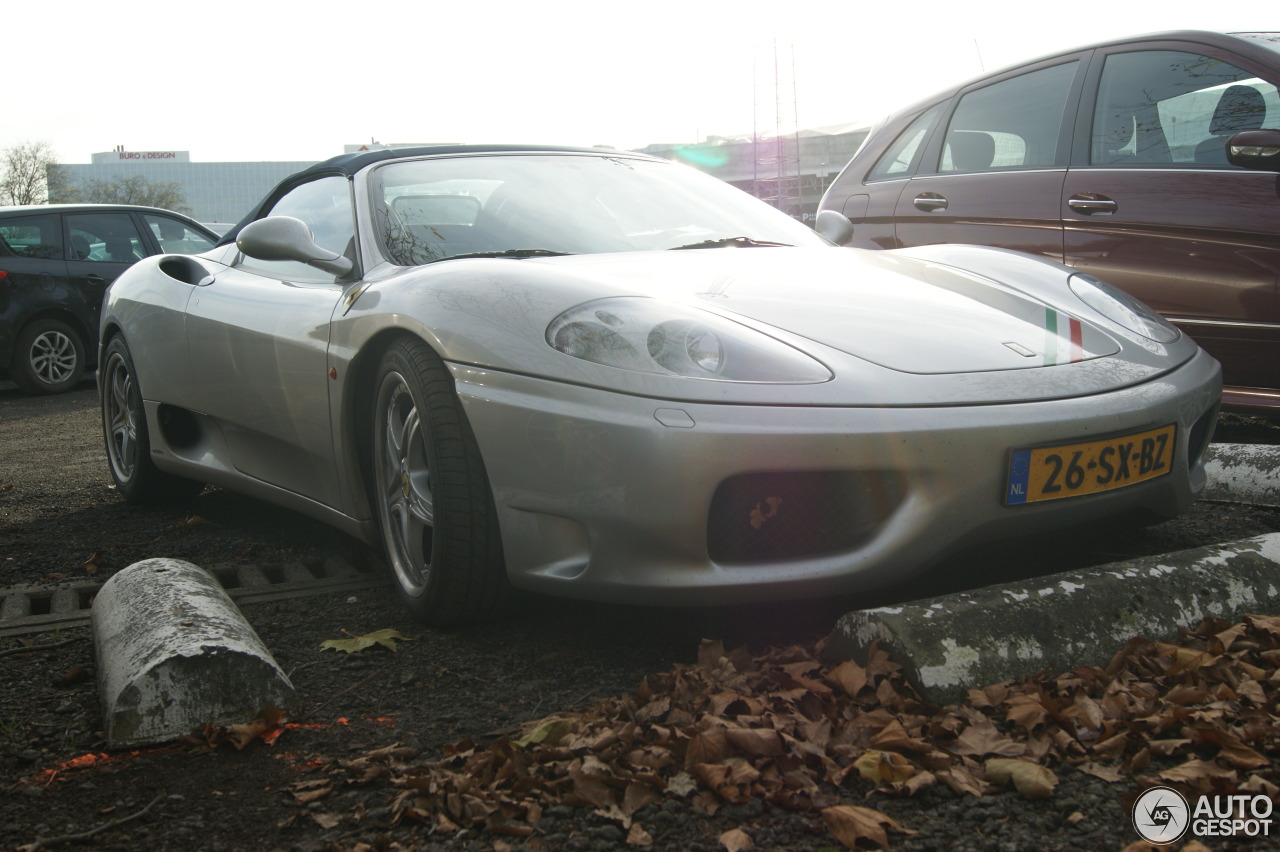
[824, 533, 1280, 705]
[92, 558, 296, 749]
[1203, 443, 1280, 507]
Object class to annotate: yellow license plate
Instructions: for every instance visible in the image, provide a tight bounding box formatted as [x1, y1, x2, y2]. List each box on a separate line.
[1006, 424, 1176, 505]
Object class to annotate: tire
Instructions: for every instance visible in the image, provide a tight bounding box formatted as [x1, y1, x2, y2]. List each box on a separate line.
[371, 337, 511, 625]
[100, 336, 203, 503]
[11, 319, 85, 394]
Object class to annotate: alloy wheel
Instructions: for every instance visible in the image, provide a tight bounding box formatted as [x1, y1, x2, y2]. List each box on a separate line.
[376, 372, 435, 598]
[29, 329, 78, 386]
[103, 351, 140, 483]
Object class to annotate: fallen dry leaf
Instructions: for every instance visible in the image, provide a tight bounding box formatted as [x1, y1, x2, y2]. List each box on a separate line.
[190, 705, 284, 750]
[626, 823, 653, 846]
[718, 827, 754, 851]
[291, 784, 331, 805]
[826, 659, 869, 697]
[52, 665, 88, 688]
[724, 726, 783, 757]
[665, 772, 697, 797]
[236, 542, 263, 559]
[821, 804, 914, 849]
[1156, 758, 1238, 791]
[319, 628, 411, 654]
[513, 716, 575, 748]
[854, 749, 916, 785]
[984, 758, 1058, 799]
[1077, 761, 1124, 783]
[948, 721, 1025, 758]
[356, 614, 1280, 850]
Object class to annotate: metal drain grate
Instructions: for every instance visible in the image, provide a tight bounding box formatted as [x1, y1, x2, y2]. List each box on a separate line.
[0, 554, 389, 638]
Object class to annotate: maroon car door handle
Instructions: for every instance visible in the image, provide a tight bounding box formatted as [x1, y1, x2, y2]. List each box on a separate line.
[913, 193, 949, 212]
[1068, 194, 1118, 214]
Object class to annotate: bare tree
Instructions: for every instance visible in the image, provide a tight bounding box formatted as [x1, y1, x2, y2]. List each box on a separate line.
[0, 140, 60, 205]
[76, 175, 191, 214]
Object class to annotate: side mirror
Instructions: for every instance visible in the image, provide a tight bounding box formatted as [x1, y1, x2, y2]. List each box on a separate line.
[815, 209, 855, 246]
[1227, 129, 1280, 172]
[236, 216, 354, 277]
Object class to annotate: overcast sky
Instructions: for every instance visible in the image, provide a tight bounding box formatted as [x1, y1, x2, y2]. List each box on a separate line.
[6, 0, 1261, 165]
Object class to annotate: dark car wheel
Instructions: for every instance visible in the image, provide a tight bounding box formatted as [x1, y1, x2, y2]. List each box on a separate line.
[371, 337, 511, 625]
[12, 319, 85, 394]
[100, 336, 203, 503]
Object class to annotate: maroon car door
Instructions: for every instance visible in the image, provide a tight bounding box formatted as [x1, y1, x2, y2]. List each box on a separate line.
[1063, 43, 1280, 395]
[837, 104, 945, 250]
[892, 60, 1083, 262]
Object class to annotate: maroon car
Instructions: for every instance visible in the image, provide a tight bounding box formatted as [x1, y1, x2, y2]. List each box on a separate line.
[818, 30, 1280, 410]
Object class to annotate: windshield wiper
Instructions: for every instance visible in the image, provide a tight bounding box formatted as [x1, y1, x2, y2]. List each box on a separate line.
[440, 248, 573, 261]
[669, 236, 794, 251]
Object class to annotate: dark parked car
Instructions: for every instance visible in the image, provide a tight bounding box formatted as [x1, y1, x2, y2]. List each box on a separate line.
[0, 204, 218, 393]
[819, 30, 1280, 410]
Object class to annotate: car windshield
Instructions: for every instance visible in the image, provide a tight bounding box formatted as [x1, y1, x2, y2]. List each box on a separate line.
[369, 153, 826, 265]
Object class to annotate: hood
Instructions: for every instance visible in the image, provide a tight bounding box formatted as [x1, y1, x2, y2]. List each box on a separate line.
[533, 247, 1119, 375]
[357, 245, 1195, 407]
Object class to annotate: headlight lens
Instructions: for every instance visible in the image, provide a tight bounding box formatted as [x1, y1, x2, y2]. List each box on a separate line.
[1069, 273, 1179, 343]
[547, 297, 832, 382]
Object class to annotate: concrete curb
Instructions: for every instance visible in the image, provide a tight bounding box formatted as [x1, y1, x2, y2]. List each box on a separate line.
[824, 533, 1280, 705]
[92, 558, 296, 749]
[1204, 443, 1280, 507]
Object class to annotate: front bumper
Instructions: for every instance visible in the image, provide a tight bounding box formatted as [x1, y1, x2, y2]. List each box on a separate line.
[452, 349, 1222, 605]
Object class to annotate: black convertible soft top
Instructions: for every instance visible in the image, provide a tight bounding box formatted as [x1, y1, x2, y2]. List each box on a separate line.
[216, 144, 648, 247]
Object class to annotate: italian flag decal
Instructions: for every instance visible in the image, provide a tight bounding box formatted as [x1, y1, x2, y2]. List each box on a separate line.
[1044, 309, 1085, 365]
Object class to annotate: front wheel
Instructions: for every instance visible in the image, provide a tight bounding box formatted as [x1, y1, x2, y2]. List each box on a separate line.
[100, 336, 202, 503]
[12, 319, 85, 394]
[371, 338, 510, 625]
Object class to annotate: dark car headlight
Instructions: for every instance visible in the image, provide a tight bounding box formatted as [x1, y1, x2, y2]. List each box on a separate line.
[547, 297, 832, 383]
[1069, 273, 1179, 343]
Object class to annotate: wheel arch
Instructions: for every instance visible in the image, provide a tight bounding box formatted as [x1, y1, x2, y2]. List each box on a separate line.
[15, 307, 97, 365]
[343, 328, 512, 623]
[97, 320, 125, 369]
[343, 329, 444, 519]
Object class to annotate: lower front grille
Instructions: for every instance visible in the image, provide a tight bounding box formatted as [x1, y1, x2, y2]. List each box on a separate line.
[1189, 402, 1221, 471]
[707, 470, 906, 564]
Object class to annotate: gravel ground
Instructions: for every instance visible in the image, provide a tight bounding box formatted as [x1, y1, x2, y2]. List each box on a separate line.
[2, 381, 1280, 851]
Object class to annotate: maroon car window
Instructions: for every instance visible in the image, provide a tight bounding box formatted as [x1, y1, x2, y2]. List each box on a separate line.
[1233, 32, 1280, 55]
[937, 62, 1078, 173]
[1091, 50, 1280, 166]
[867, 104, 944, 181]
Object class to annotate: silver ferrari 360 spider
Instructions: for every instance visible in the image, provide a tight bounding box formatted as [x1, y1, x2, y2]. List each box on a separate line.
[98, 145, 1222, 624]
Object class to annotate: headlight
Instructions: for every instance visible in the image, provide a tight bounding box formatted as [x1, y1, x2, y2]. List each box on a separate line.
[547, 297, 832, 383]
[1069, 274, 1179, 343]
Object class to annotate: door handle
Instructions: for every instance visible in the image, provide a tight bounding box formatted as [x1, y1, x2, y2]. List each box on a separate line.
[81, 274, 106, 284]
[913, 193, 949, 212]
[1068, 194, 1118, 214]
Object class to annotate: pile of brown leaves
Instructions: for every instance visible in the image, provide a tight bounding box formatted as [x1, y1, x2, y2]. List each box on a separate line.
[315, 615, 1280, 849]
